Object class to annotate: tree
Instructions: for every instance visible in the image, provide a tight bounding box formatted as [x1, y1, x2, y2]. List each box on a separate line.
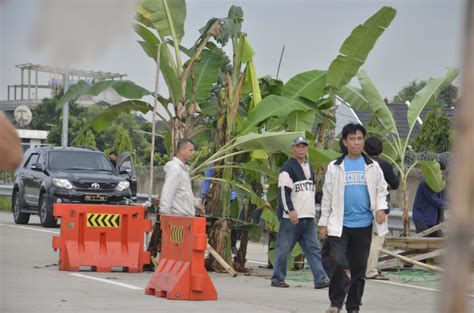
[392, 79, 458, 107]
[413, 109, 453, 153]
[112, 127, 133, 155]
[71, 130, 97, 147]
[392, 80, 426, 104]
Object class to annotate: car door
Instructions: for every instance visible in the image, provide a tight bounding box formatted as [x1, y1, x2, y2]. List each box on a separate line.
[117, 152, 137, 199]
[22, 153, 39, 206]
[29, 152, 46, 204]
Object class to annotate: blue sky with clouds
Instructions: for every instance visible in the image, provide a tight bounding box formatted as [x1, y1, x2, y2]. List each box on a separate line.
[0, 0, 466, 102]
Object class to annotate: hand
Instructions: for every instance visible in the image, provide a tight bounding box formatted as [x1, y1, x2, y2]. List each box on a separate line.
[376, 210, 387, 224]
[196, 200, 205, 217]
[319, 226, 328, 240]
[288, 210, 299, 224]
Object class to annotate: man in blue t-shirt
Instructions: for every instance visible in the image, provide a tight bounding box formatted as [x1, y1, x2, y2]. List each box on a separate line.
[318, 123, 388, 313]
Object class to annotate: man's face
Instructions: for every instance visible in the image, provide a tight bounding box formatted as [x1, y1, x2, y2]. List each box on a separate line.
[109, 154, 117, 161]
[343, 130, 365, 156]
[179, 142, 195, 163]
[292, 143, 308, 159]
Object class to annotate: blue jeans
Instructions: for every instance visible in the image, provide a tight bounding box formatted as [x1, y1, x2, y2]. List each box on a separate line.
[271, 218, 327, 286]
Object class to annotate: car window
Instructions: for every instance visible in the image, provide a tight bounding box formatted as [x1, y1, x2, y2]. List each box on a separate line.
[48, 151, 115, 171]
[24, 153, 39, 169]
[119, 159, 133, 171]
[36, 153, 45, 166]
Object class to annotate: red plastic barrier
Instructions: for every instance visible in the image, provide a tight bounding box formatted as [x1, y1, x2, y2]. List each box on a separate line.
[145, 215, 217, 300]
[52, 204, 152, 272]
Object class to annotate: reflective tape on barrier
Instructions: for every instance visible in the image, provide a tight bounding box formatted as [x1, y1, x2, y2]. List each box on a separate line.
[86, 213, 121, 228]
[170, 225, 184, 243]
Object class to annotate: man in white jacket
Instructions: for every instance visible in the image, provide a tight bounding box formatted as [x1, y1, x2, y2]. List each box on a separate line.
[318, 123, 388, 313]
[159, 138, 203, 216]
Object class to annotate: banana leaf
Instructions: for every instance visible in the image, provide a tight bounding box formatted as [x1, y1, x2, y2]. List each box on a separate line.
[186, 49, 224, 103]
[241, 95, 311, 134]
[56, 80, 151, 110]
[407, 68, 458, 140]
[137, 0, 186, 42]
[326, 6, 396, 89]
[283, 70, 327, 102]
[419, 160, 446, 193]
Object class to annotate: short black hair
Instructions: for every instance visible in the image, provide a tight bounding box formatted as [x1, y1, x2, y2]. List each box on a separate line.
[109, 151, 117, 156]
[176, 138, 194, 151]
[339, 138, 347, 154]
[364, 136, 383, 157]
[341, 122, 366, 140]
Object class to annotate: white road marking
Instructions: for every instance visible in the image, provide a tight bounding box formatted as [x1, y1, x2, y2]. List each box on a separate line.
[246, 260, 268, 265]
[69, 273, 143, 290]
[371, 279, 474, 298]
[0, 223, 60, 234]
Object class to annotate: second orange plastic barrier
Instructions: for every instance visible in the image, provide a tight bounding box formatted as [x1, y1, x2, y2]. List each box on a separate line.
[145, 214, 218, 300]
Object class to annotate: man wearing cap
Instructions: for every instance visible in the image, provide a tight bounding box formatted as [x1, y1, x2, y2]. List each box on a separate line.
[270, 136, 329, 289]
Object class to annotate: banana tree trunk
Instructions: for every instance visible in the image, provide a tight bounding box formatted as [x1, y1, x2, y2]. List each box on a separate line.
[208, 219, 231, 271]
[401, 177, 410, 236]
[234, 187, 258, 272]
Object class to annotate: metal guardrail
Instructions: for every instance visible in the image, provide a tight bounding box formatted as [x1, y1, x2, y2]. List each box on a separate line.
[0, 184, 414, 233]
[0, 185, 13, 197]
[0, 185, 158, 205]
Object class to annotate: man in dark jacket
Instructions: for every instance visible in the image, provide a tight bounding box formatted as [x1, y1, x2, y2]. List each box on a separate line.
[270, 136, 329, 289]
[412, 171, 447, 237]
[364, 136, 399, 280]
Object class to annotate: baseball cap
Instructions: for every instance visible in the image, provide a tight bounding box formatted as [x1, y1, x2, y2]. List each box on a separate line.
[292, 136, 308, 146]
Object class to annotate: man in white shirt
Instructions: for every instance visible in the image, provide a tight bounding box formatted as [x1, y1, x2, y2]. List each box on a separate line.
[159, 138, 204, 216]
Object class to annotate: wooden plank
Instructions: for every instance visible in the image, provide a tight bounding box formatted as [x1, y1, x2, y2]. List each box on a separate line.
[385, 237, 444, 250]
[380, 248, 443, 273]
[378, 249, 445, 270]
[412, 223, 446, 238]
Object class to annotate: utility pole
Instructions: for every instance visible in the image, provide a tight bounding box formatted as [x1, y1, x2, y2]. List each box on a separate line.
[61, 68, 69, 147]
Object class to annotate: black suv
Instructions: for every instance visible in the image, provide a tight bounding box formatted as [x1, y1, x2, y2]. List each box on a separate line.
[12, 145, 137, 227]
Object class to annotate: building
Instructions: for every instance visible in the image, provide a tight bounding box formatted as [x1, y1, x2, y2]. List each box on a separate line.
[0, 63, 127, 148]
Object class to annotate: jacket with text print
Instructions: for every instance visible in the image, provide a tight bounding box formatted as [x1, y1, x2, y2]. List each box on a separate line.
[318, 154, 389, 237]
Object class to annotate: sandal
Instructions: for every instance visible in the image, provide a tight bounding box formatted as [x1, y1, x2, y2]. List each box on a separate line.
[367, 273, 389, 280]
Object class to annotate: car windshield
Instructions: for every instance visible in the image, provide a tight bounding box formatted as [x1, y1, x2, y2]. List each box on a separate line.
[48, 151, 115, 172]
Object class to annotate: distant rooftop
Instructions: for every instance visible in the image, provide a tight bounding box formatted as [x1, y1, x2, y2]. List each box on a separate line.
[15, 63, 126, 80]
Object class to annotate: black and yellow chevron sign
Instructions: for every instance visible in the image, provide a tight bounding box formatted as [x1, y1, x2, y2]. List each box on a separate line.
[169, 225, 184, 243]
[86, 213, 121, 228]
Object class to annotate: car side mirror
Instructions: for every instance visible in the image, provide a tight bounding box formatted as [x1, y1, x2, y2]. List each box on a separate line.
[31, 163, 44, 171]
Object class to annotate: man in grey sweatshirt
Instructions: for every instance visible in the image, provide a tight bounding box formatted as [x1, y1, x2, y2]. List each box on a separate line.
[159, 138, 204, 216]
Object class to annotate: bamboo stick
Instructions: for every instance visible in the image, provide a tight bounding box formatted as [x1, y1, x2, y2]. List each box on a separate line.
[207, 243, 238, 277]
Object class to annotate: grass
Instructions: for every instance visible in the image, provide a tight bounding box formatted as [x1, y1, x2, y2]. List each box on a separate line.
[0, 196, 11, 212]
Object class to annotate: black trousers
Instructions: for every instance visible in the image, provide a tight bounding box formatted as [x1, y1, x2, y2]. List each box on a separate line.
[322, 225, 372, 311]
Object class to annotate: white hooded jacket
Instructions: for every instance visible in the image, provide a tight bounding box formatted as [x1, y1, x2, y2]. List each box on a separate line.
[159, 157, 200, 216]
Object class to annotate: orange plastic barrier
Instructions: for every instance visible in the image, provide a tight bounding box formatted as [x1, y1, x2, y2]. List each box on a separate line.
[52, 204, 152, 272]
[145, 215, 218, 300]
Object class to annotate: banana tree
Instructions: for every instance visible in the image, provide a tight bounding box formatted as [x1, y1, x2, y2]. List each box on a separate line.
[338, 67, 458, 235]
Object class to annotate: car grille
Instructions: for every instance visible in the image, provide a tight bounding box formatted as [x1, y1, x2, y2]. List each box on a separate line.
[73, 182, 117, 191]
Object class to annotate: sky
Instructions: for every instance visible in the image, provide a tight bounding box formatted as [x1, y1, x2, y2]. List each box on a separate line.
[0, 0, 467, 103]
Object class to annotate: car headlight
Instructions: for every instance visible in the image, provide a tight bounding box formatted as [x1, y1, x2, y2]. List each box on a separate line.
[53, 178, 74, 190]
[116, 181, 130, 191]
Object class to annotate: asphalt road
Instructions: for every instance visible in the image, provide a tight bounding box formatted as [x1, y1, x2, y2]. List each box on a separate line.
[0, 211, 472, 313]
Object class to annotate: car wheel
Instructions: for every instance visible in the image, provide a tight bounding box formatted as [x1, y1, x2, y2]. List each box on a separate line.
[38, 193, 57, 228]
[12, 191, 30, 225]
